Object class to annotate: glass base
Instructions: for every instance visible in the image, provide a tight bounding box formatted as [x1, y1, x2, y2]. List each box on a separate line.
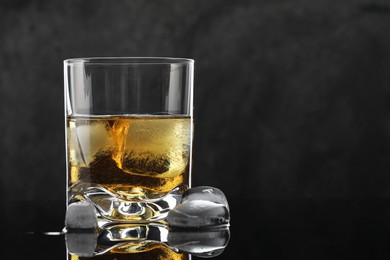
[66, 222, 191, 259]
[68, 185, 187, 225]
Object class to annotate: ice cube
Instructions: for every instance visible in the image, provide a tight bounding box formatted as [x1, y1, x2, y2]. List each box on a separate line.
[167, 186, 230, 228]
[65, 201, 97, 230]
[75, 121, 111, 166]
[181, 186, 229, 209]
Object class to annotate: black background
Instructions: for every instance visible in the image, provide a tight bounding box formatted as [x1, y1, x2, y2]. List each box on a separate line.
[1, 0, 390, 204]
[2, 1, 390, 259]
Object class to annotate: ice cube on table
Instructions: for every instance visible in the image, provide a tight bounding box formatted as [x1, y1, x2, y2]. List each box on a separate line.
[181, 186, 229, 209]
[65, 201, 97, 230]
[167, 186, 230, 228]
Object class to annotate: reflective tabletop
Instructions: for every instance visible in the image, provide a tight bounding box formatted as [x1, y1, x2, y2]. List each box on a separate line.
[2, 199, 390, 259]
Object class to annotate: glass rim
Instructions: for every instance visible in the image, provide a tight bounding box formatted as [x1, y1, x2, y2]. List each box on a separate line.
[64, 57, 194, 66]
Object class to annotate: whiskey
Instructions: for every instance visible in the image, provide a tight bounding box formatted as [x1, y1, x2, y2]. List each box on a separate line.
[66, 115, 192, 202]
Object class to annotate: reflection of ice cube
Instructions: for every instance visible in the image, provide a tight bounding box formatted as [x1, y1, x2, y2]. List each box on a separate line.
[66, 232, 97, 257]
[168, 227, 230, 258]
[167, 186, 230, 228]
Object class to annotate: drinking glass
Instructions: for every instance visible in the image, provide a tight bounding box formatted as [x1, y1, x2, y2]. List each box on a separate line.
[64, 57, 194, 224]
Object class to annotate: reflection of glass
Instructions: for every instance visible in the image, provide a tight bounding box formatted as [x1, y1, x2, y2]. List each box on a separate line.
[65, 223, 230, 259]
[64, 58, 194, 223]
[68, 240, 189, 260]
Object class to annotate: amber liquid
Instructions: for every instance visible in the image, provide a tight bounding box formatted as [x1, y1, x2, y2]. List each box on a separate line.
[68, 242, 190, 259]
[67, 116, 192, 201]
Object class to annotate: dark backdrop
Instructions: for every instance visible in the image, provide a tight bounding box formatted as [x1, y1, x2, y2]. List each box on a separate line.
[1, 0, 390, 203]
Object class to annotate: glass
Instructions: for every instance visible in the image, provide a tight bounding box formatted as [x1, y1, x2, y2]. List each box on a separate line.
[64, 57, 194, 224]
